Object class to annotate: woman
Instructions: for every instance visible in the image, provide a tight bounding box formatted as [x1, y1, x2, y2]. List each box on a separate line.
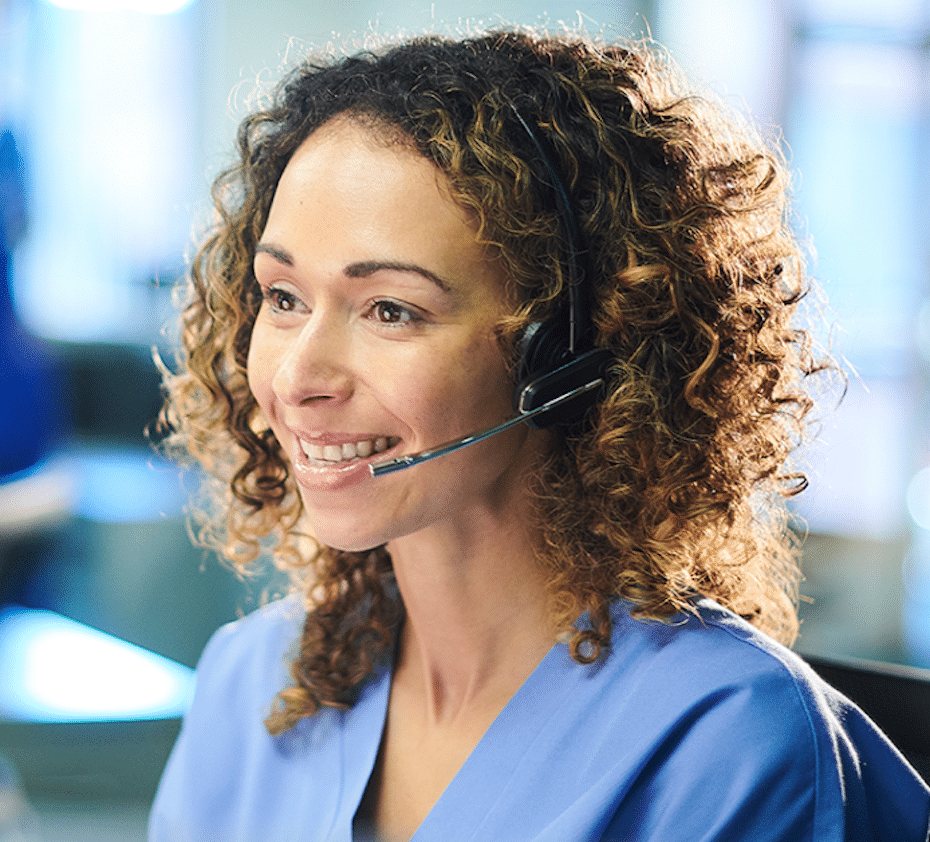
[149, 30, 930, 842]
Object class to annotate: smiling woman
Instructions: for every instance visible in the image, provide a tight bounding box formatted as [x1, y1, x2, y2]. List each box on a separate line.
[150, 29, 929, 842]
[245, 119, 538, 554]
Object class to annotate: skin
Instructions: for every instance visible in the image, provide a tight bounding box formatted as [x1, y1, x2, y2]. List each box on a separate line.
[247, 117, 558, 840]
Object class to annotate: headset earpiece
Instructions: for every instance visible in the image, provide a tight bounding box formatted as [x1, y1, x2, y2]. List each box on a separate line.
[516, 319, 564, 379]
[514, 328, 613, 429]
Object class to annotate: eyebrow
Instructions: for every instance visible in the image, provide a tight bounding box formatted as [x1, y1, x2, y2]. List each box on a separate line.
[254, 243, 294, 265]
[254, 244, 451, 293]
[344, 260, 451, 292]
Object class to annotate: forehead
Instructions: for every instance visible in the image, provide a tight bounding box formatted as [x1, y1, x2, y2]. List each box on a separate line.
[259, 118, 508, 302]
[267, 118, 460, 232]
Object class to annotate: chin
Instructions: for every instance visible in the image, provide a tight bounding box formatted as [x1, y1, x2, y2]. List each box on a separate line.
[305, 519, 391, 555]
[322, 536, 386, 554]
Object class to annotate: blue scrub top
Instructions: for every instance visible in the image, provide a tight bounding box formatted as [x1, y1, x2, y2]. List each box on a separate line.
[149, 596, 930, 841]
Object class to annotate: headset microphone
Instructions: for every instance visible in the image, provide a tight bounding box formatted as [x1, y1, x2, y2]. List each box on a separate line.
[369, 376, 603, 477]
[370, 103, 613, 478]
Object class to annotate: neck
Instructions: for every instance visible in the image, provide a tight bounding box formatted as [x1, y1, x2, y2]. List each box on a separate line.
[386, 506, 556, 726]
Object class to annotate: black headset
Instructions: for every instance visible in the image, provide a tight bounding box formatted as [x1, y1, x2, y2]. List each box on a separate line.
[509, 106, 613, 429]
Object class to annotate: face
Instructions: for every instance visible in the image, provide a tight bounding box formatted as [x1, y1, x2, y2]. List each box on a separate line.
[247, 118, 547, 552]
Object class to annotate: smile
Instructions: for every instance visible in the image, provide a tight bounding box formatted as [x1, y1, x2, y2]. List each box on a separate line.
[298, 436, 401, 464]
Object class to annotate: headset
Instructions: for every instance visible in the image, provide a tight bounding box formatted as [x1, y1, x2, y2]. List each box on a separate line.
[370, 105, 613, 476]
[508, 105, 613, 429]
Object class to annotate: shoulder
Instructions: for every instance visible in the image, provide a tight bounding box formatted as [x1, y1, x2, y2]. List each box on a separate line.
[148, 596, 305, 834]
[606, 596, 840, 711]
[594, 597, 833, 766]
[165, 593, 306, 749]
[194, 593, 305, 701]
[595, 597, 930, 842]
[602, 596, 876, 764]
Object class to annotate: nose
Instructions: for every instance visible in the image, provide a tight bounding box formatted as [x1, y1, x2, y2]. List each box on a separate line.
[269, 313, 353, 408]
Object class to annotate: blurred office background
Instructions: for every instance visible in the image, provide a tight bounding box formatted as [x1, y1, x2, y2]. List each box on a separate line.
[0, 0, 928, 837]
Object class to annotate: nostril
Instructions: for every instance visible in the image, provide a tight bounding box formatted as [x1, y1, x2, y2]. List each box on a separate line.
[301, 393, 337, 405]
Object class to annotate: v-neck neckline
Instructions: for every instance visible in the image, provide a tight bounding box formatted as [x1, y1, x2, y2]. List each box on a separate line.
[347, 630, 579, 842]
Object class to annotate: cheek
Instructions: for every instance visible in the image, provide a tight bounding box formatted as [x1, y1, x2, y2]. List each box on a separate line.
[425, 337, 513, 424]
[462, 334, 514, 403]
[246, 324, 276, 416]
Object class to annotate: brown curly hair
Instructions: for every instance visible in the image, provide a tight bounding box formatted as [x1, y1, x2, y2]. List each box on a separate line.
[159, 30, 825, 734]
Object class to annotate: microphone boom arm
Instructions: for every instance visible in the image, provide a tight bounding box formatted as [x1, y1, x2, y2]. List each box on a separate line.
[369, 377, 603, 477]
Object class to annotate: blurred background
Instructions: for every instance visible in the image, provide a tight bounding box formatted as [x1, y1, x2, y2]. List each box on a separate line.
[0, 0, 928, 838]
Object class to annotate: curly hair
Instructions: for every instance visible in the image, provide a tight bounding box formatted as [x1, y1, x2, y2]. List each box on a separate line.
[159, 30, 825, 734]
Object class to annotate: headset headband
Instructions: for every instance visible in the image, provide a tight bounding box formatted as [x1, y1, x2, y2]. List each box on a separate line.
[508, 103, 588, 355]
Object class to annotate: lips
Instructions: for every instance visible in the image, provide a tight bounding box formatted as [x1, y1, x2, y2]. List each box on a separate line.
[288, 432, 402, 493]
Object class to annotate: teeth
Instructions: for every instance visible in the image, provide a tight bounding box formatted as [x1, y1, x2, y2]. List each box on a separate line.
[299, 436, 397, 464]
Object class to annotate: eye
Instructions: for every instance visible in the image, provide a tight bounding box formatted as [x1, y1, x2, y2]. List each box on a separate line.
[263, 286, 301, 313]
[369, 299, 421, 325]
